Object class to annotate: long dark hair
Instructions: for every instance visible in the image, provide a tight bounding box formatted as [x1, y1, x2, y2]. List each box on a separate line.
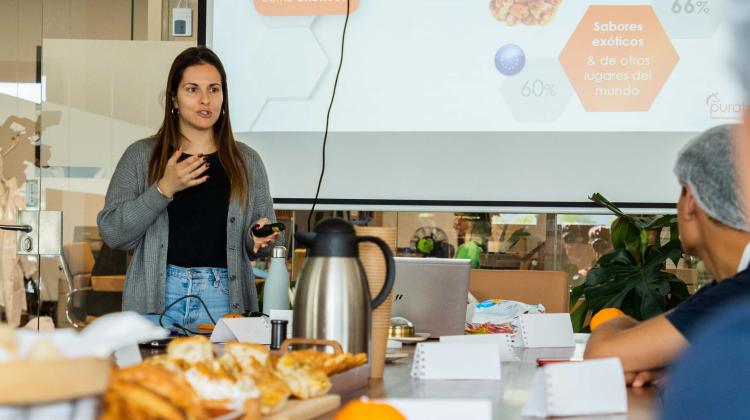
[148, 46, 248, 205]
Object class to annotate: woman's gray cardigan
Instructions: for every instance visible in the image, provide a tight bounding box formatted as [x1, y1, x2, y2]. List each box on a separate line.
[96, 138, 276, 315]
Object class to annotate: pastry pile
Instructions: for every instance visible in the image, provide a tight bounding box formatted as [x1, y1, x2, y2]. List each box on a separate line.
[101, 336, 367, 419]
[490, 0, 562, 26]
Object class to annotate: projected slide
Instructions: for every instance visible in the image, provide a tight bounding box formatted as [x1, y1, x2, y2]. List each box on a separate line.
[212, 0, 741, 132]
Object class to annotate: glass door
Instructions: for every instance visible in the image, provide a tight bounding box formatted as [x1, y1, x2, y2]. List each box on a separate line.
[0, 1, 44, 328]
[35, 0, 196, 328]
[0, 0, 197, 328]
[39, 37, 194, 328]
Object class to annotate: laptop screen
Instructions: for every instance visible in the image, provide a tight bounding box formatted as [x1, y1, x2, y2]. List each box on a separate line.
[391, 258, 471, 338]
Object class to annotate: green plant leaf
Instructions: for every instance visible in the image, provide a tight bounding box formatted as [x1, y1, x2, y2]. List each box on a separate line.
[585, 250, 679, 320]
[643, 239, 683, 271]
[589, 193, 627, 217]
[666, 277, 690, 310]
[570, 298, 589, 333]
[645, 215, 678, 230]
[585, 265, 633, 309]
[611, 217, 641, 250]
[570, 283, 585, 309]
[639, 229, 649, 257]
[596, 247, 635, 266]
[618, 290, 639, 319]
[585, 192, 686, 320]
[635, 273, 669, 319]
[657, 239, 683, 267]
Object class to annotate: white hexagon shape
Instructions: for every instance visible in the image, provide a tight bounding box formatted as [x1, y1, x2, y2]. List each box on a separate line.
[500, 58, 574, 122]
[652, 0, 722, 39]
[233, 27, 328, 130]
[248, 27, 328, 100]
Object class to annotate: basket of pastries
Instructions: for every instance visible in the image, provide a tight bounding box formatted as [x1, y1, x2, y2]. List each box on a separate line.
[100, 335, 367, 419]
[0, 323, 111, 405]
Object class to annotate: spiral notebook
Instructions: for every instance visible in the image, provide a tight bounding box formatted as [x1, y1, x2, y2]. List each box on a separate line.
[439, 334, 518, 362]
[522, 358, 627, 417]
[410, 342, 502, 380]
[512, 313, 575, 348]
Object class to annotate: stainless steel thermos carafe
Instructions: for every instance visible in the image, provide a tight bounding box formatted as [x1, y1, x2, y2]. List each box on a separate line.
[292, 218, 395, 354]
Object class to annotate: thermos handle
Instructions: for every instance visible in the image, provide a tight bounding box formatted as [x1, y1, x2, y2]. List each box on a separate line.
[357, 236, 396, 309]
[294, 231, 317, 248]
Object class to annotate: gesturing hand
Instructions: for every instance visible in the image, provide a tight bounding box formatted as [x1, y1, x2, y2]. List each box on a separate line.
[251, 218, 281, 254]
[156, 148, 209, 198]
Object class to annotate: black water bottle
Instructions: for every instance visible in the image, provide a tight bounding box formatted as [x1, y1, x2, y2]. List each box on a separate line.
[270, 319, 288, 350]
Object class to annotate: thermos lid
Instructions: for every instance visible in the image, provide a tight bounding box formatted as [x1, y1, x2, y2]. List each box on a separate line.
[272, 246, 287, 258]
[296, 217, 359, 258]
[314, 218, 355, 234]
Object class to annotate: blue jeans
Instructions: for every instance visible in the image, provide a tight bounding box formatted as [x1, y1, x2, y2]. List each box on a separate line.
[144, 265, 230, 331]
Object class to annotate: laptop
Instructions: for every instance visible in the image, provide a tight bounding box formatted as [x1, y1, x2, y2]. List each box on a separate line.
[391, 257, 471, 338]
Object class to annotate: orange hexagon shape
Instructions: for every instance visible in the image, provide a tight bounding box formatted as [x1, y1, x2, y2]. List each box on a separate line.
[254, 0, 360, 16]
[559, 6, 679, 112]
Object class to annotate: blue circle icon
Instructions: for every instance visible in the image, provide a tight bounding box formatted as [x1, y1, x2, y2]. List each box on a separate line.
[495, 44, 526, 76]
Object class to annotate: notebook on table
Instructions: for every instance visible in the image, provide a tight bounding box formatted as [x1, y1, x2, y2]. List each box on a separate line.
[512, 313, 575, 348]
[410, 342, 502, 380]
[522, 358, 627, 417]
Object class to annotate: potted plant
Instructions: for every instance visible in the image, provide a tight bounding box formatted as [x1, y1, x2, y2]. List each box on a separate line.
[569, 193, 690, 332]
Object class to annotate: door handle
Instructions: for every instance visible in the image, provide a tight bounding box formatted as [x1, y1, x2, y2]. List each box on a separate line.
[0, 224, 33, 233]
[5, 211, 62, 255]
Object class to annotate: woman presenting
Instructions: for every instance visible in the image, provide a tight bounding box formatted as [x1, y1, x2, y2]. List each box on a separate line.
[97, 46, 279, 329]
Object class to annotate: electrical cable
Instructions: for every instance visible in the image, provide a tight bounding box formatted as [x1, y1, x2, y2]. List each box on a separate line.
[307, 0, 351, 232]
[159, 294, 216, 336]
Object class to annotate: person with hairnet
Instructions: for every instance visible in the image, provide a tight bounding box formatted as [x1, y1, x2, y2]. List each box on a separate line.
[584, 124, 750, 388]
[655, 9, 750, 419]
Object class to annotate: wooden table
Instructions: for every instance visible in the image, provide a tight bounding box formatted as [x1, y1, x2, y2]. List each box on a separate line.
[91, 275, 126, 292]
[325, 343, 658, 420]
[140, 340, 657, 420]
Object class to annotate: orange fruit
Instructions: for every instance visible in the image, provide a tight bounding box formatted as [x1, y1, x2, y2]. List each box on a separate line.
[335, 400, 406, 420]
[590, 308, 625, 331]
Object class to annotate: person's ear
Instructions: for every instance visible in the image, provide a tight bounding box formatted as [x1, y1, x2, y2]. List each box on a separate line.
[682, 186, 699, 221]
[737, 113, 750, 218]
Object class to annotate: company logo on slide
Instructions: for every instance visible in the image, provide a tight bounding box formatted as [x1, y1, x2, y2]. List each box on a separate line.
[705, 92, 746, 121]
[254, 0, 360, 16]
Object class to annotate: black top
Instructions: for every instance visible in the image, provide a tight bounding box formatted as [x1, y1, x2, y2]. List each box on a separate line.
[666, 267, 750, 341]
[167, 152, 230, 268]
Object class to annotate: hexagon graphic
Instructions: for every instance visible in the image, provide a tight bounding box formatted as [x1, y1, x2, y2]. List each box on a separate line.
[238, 27, 328, 130]
[652, 0, 722, 39]
[559, 6, 679, 112]
[500, 58, 574, 122]
[249, 28, 327, 99]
